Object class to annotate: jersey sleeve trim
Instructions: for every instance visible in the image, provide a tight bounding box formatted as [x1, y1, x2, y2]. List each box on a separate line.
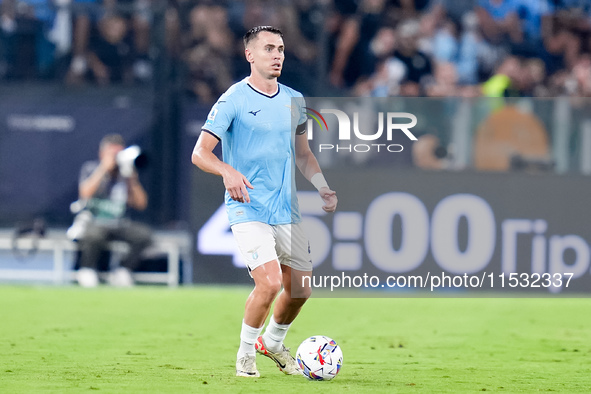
[202, 128, 221, 141]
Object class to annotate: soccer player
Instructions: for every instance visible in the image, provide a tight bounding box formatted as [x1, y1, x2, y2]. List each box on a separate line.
[191, 26, 337, 377]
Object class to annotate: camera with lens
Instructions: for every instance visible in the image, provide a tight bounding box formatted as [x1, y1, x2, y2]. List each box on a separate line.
[116, 145, 148, 178]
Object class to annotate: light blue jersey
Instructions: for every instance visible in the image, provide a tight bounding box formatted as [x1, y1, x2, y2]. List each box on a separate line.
[202, 78, 307, 226]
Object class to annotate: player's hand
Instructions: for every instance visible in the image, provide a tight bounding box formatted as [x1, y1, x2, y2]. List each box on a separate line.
[319, 187, 337, 212]
[223, 168, 253, 203]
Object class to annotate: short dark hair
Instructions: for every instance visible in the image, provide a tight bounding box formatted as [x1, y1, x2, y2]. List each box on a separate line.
[243, 26, 283, 48]
[99, 134, 125, 151]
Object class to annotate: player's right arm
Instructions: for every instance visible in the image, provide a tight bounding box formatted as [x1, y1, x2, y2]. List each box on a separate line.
[191, 132, 253, 203]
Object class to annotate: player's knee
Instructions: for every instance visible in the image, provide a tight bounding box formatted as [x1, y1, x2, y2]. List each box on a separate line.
[257, 279, 282, 301]
[289, 284, 311, 301]
[300, 285, 312, 300]
[267, 279, 283, 297]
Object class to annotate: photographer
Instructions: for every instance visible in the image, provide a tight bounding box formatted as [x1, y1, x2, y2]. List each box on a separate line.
[73, 133, 151, 287]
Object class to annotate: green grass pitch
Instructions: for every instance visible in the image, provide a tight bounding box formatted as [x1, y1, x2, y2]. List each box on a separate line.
[1, 285, 590, 393]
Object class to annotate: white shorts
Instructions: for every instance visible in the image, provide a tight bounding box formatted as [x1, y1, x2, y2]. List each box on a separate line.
[230, 221, 312, 273]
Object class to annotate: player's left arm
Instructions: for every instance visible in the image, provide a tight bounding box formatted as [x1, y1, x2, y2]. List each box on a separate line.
[295, 131, 337, 213]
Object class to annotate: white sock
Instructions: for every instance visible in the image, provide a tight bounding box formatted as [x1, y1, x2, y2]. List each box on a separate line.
[262, 316, 291, 353]
[237, 320, 263, 359]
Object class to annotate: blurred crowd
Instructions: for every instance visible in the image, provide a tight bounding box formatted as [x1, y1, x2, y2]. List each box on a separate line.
[2, 0, 591, 101]
[331, 0, 591, 98]
[0, 0, 156, 84]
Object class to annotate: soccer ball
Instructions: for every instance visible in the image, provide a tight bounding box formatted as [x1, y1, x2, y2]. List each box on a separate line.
[296, 335, 343, 380]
